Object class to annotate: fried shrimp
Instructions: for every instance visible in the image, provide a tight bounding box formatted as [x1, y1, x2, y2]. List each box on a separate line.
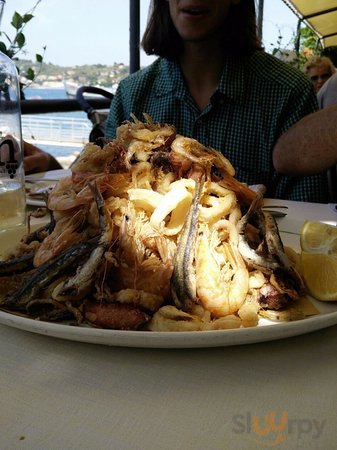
[195, 222, 249, 317]
[33, 210, 93, 267]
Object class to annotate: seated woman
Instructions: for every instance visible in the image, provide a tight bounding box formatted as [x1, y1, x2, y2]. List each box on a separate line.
[303, 55, 336, 93]
[24, 0, 329, 203]
[104, 0, 328, 203]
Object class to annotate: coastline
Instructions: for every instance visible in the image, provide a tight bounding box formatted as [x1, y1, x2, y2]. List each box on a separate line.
[22, 86, 90, 166]
[23, 86, 88, 167]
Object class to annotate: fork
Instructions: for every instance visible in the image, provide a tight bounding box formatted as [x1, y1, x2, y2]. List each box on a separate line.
[262, 205, 288, 218]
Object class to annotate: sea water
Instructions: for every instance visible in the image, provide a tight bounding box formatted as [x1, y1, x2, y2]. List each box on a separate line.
[23, 87, 90, 167]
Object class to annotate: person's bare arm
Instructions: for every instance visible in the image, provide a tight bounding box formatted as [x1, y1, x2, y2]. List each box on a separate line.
[273, 105, 337, 176]
[24, 141, 63, 174]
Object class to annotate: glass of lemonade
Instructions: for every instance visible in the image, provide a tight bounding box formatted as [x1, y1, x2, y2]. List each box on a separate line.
[0, 175, 26, 229]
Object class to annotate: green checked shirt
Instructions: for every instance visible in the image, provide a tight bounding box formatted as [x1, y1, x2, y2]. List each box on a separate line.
[105, 51, 328, 202]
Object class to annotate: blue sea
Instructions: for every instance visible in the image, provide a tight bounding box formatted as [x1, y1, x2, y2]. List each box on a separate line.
[24, 87, 89, 159]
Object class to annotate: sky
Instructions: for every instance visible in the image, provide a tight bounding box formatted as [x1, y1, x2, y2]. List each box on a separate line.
[1, 0, 299, 67]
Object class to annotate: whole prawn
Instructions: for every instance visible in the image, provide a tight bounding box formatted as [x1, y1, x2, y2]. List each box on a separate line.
[33, 209, 93, 267]
[195, 221, 249, 317]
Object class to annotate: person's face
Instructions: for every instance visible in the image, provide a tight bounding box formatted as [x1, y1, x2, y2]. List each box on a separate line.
[167, 0, 240, 42]
[307, 66, 332, 92]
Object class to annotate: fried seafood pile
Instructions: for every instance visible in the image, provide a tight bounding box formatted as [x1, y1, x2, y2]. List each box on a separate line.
[0, 115, 306, 331]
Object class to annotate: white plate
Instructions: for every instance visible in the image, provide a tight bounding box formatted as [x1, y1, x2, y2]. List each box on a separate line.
[26, 197, 48, 207]
[1, 230, 337, 348]
[25, 169, 72, 182]
[0, 298, 336, 348]
[25, 169, 71, 206]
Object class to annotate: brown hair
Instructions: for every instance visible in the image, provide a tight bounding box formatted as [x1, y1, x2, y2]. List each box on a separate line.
[141, 0, 263, 60]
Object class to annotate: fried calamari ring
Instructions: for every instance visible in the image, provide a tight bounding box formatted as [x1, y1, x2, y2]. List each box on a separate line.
[168, 178, 196, 192]
[128, 188, 163, 212]
[199, 182, 237, 223]
[150, 186, 193, 236]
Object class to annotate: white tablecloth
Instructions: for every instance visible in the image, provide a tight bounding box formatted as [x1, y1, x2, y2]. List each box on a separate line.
[1, 200, 336, 450]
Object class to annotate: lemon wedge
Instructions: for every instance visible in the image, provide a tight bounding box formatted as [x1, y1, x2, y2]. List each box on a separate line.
[300, 252, 337, 301]
[300, 220, 337, 255]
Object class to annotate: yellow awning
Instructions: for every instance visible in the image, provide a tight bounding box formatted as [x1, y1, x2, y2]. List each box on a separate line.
[283, 0, 337, 48]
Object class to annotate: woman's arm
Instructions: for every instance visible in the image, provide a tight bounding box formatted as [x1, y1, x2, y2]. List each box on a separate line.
[24, 141, 63, 174]
[273, 105, 337, 176]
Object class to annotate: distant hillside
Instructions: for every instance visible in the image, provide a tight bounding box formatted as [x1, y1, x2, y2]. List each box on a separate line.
[16, 59, 129, 89]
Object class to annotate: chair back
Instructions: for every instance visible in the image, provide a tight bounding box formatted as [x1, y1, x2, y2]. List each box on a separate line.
[76, 86, 114, 141]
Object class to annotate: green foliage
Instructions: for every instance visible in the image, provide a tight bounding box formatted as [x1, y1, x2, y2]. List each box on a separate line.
[268, 25, 324, 71]
[295, 26, 324, 70]
[0, 0, 46, 95]
[298, 26, 323, 52]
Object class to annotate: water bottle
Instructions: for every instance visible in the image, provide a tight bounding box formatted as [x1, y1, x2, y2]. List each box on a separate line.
[0, 0, 26, 229]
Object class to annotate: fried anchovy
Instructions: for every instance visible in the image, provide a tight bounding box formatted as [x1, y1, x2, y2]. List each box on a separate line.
[263, 211, 291, 269]
[55, 182, 112, 299]
[0, 252, 35, 275]
[237, 194, 280, 273]
[1, 235, 100, 310]
[0, 221, 55, 276]
[27, 213, 56, 242]
[171, 177, 204, 311]
[263, 211, 305, 293]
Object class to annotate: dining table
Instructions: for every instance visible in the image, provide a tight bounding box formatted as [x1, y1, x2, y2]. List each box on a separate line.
[0, 196, 337, 450]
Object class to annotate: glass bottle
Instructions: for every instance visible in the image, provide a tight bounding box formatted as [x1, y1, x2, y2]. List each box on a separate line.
[0, 0, 26, 229]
